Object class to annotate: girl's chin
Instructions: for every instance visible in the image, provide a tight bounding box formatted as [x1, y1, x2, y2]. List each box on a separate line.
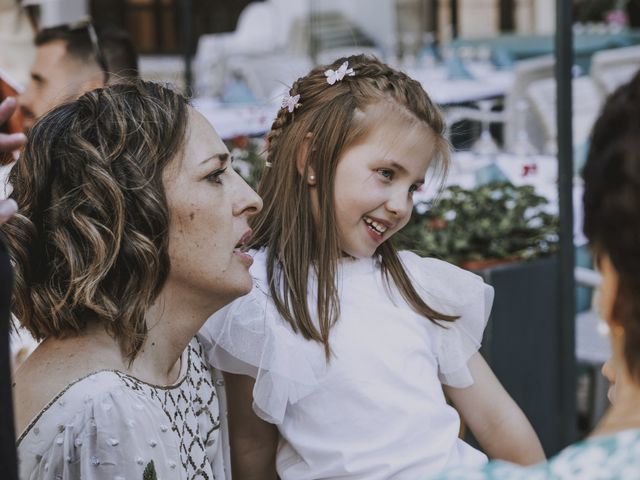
[340, 247, 378, 259]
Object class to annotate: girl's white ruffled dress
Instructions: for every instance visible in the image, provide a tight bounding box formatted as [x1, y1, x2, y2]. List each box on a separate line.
[200, 249, 494, 479]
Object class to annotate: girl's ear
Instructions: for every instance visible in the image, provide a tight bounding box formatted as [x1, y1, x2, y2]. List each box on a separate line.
[296, 133, 316, 186]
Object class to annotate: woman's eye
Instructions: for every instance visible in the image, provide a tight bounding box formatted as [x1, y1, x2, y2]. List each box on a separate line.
[377, 169, 393, 180]
[206, 167, 227, 184]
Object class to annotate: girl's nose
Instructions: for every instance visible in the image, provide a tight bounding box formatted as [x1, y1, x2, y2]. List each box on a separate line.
[385, 188, 412, 218]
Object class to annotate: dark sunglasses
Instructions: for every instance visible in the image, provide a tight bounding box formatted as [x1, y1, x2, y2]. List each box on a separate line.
[84, 21, 110, 85]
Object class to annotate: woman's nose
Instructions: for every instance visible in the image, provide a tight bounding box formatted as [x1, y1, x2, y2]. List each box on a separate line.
[234, 173, 263, 217]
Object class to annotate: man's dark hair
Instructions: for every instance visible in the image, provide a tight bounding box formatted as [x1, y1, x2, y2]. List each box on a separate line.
[35, 24, 138, 81]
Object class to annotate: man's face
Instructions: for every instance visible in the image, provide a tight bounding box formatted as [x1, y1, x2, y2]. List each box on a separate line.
[19, 40, 102, 132]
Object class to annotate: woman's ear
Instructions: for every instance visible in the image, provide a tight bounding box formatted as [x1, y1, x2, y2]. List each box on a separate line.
[296, 133, 316, 186]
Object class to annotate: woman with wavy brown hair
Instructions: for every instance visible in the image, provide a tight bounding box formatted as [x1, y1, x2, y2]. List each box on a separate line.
[4, 80, 262, 479]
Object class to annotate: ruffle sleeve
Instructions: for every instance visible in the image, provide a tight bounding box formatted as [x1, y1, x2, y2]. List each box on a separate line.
[18, 376, 182, 479]
[399, 251, 494, 389]
[198, 251, 326, 425]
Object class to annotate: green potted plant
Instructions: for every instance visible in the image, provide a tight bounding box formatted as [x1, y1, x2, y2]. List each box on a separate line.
[397, 181, 559, 269]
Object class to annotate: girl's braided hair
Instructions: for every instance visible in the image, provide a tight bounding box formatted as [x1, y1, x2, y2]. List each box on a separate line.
[266, 56, 447, 158]
[250, 55, 456, 358]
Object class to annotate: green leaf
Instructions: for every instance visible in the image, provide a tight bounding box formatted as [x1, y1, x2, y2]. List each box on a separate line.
[143, 460, 157, 480]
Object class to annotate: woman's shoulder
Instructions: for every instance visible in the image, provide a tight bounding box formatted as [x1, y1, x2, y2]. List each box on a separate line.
[545, 429, 640, 476]
[17, 369, 131, 444]
[13, 337, 120, 437]
[17, 367, 185, 479]
[433, 429, 640, 479]
[16, 340, 213, 478]
[15, 336, 208, 442]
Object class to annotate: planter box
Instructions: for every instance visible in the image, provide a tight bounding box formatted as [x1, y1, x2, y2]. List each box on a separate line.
[471, 256, 564, 456]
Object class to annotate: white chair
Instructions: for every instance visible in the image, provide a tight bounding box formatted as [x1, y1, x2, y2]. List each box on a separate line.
[590, 45, 640, 95]
[316, 46, 384, 66]
[502, 55, 556, 154]
[526, 75, 604, 155]
[443, 56, 555, 154]
[138, 55, 186, 94]
[288, 10, 378, 59]
[224, 53, 314, 102]
[193, 2, 283, 97]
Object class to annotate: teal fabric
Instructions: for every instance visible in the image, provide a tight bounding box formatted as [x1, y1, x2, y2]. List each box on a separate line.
[430, 429, 640, 479]
[221, 78, 258, 104]
[491, 48, 514, 69]
[474, 162, 509, 185]
[451, 30, 640, 71]
[446, 55, 475, 80]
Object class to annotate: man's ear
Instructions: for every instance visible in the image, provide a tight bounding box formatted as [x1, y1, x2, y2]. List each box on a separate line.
[79, 69, 106, 93]
[82, 78, 104, 92]
[295, 132, 316, 186]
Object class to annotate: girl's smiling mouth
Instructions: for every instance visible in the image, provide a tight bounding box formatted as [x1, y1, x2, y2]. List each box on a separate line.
[363, 215, 391, 240]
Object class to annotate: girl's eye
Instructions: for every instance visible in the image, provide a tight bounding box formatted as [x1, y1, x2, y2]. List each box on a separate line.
[206, 167, 227, 184]
[377, 169, 393, 180]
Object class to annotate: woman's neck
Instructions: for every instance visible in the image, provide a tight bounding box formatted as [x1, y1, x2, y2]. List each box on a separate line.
[592, 377, 640, 437]
[128, 285, 226, 385]
[70, 283, 230, 385]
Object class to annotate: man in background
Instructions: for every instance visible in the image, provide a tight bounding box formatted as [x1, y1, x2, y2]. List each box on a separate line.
[9, 24, 137, 369]
[19, 23, 138, 132]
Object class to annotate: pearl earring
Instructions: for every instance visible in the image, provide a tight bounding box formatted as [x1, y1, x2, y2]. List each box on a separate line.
[309, 175, 315, 182]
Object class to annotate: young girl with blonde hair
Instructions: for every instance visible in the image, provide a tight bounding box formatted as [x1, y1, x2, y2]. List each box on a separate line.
[200, 55, 544, 479]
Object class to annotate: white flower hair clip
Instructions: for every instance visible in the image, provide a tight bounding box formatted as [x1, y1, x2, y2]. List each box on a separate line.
[281, 92, 301, 113]
[324, 61, 355, 85]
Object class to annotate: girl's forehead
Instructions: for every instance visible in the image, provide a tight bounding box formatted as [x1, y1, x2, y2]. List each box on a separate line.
[354, 101, 433, 138]
[355, 112, 434, 150]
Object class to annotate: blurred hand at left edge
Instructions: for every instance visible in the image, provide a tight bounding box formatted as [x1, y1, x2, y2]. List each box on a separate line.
[0, 97, 26, 162]
[0, 97, 24, 223]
